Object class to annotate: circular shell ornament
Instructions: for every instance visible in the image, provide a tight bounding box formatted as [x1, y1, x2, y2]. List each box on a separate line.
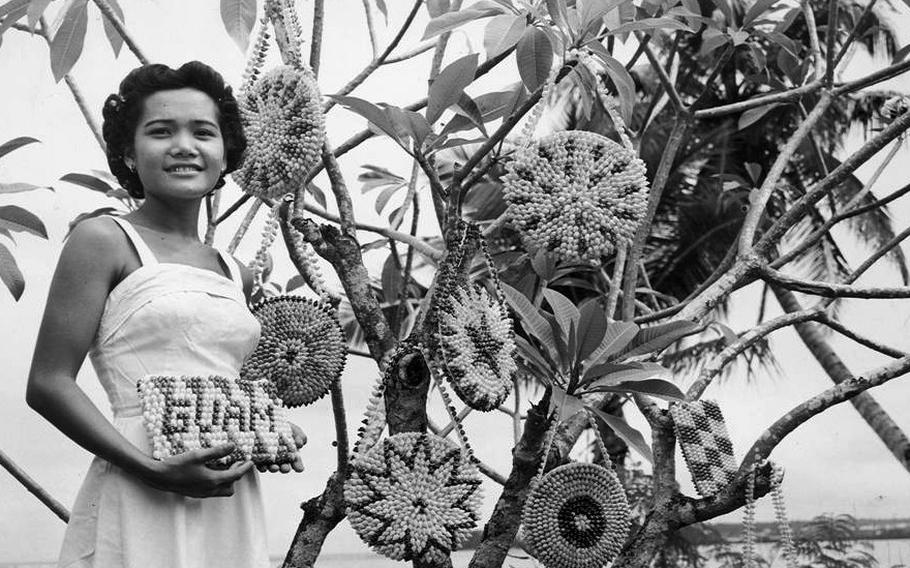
[240, 295, 346, 407]
[502, 130, 649, 262]
[437, 283, 516, 411]
[234, 65, 326, 200]
[522, 462, 631, 568]
[345, 432, 483, 563]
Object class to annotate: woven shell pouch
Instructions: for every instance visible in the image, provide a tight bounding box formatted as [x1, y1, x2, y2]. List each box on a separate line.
[345, 343, 484, 563]
[137, 374, 298, 467]
[522, 412, 631, 568]
[240, 295, 347, 408]
[433, 221, 517, 411]
[233, 64, 326, 201]
[669, 399, 738, 497]
[502, 53, 649, 263]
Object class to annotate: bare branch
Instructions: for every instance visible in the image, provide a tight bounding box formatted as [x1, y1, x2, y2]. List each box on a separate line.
[360, 0, 380, 59]
[90, 0, 149, 64]
[801, 0, 824, 83]
[833, 58, 910, 96]
[686, 306, 822, 400]
[323, 0, 423, 114]
[310, 0, 325, 75]
[0, 447, 70, 523]
[819, 316, 908, 359]
[637, 34, 686, 112]
[384, 40, 436, 64]
[693, 81, 823, 120]
[226, 197, 263, 254]
[823, 0, 838, 85]
[831, 0, 878, 70]
[739, 92, 833, 255]
[622, 114, 691, 319]
[761, 266, 910, 299]
[742, 355, 910, 470]
[843, 224, 910, 285]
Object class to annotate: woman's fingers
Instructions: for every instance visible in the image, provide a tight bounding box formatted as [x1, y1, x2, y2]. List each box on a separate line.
[290, 423, 307, 448]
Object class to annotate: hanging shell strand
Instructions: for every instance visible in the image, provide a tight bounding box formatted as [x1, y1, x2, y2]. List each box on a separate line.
[249, 199, 283, 294]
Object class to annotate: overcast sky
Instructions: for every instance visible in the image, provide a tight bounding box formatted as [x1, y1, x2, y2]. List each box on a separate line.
[1, 1, 909, 563]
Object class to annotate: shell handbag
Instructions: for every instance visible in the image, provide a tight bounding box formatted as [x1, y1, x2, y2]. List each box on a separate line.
[345, 342, 484, 564]
[431, 219, 517, 411]
[136, 374, 298, 467]
[240, 295, 347, 408]
[522, 412, 631, 568]
[502, 52, 649, 263]
[669, 399, 738, 497]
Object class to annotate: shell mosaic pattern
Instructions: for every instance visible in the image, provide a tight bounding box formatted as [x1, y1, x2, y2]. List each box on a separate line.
[234, 65, 326, 200]
[137, 374, 298, 466]
[240, 295, 346, 408]
[345, 432, 483, 563]
[669, 400, 738, 497]
[522, 462, 631, 567]
[437, 282, 517, 411]
[502, 130, 649, 261]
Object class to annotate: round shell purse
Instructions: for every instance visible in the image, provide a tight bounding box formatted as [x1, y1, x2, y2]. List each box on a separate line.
[502, 52, 649, 263]
[240, 295, 346, 407]
[431, 220, 517, 411]
[345, 342, 484, 564]
[522, 411, 631, 568]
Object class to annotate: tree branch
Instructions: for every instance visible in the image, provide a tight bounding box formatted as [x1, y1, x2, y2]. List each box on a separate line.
[818, 316, 908, 359]
[0, 447, 70, 523]
[384, 40, 437, 64]
[693, 81, 823, 120]
[801, 0, 824, 83]
[90, 0, 149, 64]
[761, 267, 910, 299]
[638, 34, 686, 112]
[831, 0, 878, 70]
[360, 0, 380, 59]
[309, 0, 325, 76]
[322, 0, 423, 114]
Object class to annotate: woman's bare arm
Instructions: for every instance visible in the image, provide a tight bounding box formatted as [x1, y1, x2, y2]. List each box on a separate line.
[27, 218, 253, 497]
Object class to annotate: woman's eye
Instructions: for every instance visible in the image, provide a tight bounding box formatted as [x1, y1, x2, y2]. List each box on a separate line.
[149, 128, 170, 136]
[196, 129, 216, 138]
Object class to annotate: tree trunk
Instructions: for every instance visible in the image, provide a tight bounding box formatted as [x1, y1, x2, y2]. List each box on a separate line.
[773, 287, 910, 473]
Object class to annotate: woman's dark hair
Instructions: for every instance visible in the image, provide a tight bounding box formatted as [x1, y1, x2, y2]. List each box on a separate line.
[102, 61, 247, 199]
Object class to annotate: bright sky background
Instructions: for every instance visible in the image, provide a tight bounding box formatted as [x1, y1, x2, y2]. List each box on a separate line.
[1, 1, 910, 563]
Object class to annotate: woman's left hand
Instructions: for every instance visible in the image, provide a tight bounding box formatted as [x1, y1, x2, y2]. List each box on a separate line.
[258, 423, 306, 474]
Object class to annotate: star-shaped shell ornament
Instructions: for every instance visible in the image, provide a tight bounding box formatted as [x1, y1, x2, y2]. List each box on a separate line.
[345, 432, 483, 563]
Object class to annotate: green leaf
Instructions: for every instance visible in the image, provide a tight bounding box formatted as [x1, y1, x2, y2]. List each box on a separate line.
[0, 0, 28, 35]
[60, 172, 114, 193]
[598, 52, 636, 126]
[327, 95, 405, 145]
[27, 0, 52, 31]
[587, 406, 652, 463]
[220, 0, 256, 52]
[604, 17, 689, 36]
[453, 93, 488, 136]
[742, 0, 779, 27]
[576, 299, 608, 362]
[373, 0, 387, 22]
[550, 384, 585, 422]
[49, 0, 87, 82]
[542, 288, 580, 344]
[0, 136, 39, 160]
[374, 183, 403, 214]
[384, 106, 432, 146]
[530, 249, 556, 281]
[0, 241, 24, 301]
[426, 0, 451, 18]
[0, 205, 47, 238]
[0, 182, 44, 194]
[422, 3, 503, 40]
[502, 282, 556, 351]
[738, 103, 781, 131]
[583, 361, 668, 384]
[307, 183, 327, 210]
[101, 0, 124, 56]
[381, 253, 403, 304]
[427, 53, 479, 124]
[514, 334, 555, 377]
[484, 13, 526, 59]
[621, 320, 700, 358]
[546, 0, 570, 32]
[583, 320, 638, 367]
[515, 26, 553, 93]
[585, 378, 685, 401]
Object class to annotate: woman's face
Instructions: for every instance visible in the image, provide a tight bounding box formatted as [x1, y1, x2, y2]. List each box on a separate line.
[127, 88, 226, 201]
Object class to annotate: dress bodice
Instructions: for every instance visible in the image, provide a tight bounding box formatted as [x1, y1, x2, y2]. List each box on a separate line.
[89, 217, 261, 417]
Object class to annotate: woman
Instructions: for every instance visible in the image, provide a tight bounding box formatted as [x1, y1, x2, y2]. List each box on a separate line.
[26, 61, 303, 567]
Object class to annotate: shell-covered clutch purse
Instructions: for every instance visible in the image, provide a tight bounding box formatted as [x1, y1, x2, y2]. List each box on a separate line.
[137, 374, 299, 467]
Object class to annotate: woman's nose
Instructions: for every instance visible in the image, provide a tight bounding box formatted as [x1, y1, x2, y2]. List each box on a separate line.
[170, 130, 198, 155]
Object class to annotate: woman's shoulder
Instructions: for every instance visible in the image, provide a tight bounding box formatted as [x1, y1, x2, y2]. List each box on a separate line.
[63, 216, 130, 270]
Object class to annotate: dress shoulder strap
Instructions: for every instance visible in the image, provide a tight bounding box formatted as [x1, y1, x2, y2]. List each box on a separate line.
[109, 216, 158, 266]
[216, 249, 246, 291]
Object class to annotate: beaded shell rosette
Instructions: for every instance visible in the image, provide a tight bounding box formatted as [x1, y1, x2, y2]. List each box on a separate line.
[137, 374, 298, 466]
[234, 65, 326, 200]
[240, 295, 346, 407]
[522, 462, 631, 568]
[437, 281, 517, 411]
[346, 432, 483, 563]
[503, 130, 649, 262]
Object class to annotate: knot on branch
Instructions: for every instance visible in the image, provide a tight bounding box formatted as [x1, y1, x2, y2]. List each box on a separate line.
[384, 349, 430, 436]
[291, 215, 340, 262]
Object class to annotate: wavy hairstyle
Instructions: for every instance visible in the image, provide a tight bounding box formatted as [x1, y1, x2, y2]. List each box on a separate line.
[101, 61, 247, 199]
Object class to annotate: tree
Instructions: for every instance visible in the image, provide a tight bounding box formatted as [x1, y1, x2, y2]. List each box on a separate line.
[2, 1, 910, 568]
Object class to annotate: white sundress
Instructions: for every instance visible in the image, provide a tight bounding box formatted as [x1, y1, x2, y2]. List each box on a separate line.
[58, 216, 270, 568]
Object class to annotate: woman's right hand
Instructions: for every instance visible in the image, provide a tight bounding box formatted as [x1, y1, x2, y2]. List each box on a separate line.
[140, 444, 254, 498]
